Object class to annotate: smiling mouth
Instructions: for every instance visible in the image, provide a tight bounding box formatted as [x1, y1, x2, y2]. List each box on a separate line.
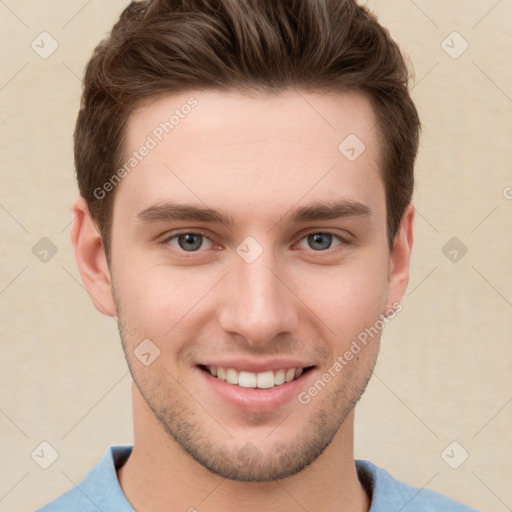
[198, 365, 314, 389]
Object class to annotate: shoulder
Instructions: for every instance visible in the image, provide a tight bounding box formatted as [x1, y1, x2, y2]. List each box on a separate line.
[34, 486, 94, 512]
[34, 445, 134, 512]
[356, 460, 482, 512]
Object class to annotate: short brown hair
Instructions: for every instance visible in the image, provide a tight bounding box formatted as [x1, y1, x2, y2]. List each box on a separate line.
[75, 0, 420, 256]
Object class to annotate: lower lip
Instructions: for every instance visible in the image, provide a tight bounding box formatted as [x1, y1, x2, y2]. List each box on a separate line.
[196, 367, 315, 413]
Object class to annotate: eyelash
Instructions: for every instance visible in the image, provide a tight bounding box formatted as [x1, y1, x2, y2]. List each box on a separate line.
[161, 230, 347, 255]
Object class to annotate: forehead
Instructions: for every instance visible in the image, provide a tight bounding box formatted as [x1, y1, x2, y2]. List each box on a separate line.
[117, 89, 384, 225]
[127, 88, 379, 156]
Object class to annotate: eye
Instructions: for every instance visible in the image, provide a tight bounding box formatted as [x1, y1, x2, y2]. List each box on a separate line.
[161, 230, 346, 255]
[297, 232, 344, 251]
[164, 232, 214, 252]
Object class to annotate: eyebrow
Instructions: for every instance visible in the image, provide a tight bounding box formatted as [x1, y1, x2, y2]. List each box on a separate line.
[136, 200, 371, 228]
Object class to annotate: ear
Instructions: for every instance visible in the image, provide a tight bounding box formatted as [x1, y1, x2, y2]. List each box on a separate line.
[70, 196, 117, 317]
[385, 203, 414, 309]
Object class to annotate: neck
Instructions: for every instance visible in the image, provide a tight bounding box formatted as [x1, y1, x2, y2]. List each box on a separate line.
[117, 383, 370, 512]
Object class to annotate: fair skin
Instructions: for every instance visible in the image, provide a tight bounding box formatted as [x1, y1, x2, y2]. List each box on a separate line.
[72, 89, 414, 512]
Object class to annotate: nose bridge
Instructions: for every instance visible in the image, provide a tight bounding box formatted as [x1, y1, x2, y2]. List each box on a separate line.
[219, 246, 298, 344]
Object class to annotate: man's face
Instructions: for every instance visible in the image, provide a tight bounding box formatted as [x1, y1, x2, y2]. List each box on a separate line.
[106, 89, 407, 481]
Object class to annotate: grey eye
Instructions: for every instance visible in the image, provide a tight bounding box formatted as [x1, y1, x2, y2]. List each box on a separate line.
[297, 232, 343, 252]
[307, 233, 333, 251]
[178, 234, 203, 251]
[171, 233, 210, 252]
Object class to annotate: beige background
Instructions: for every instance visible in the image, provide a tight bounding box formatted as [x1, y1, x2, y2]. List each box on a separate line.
[0, 1, 510, 511]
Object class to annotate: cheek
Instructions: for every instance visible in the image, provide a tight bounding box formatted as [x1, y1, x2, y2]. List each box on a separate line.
[112, 234, 390, 349]
[112, 259, 220, 345]
[297, 253, 389, 332]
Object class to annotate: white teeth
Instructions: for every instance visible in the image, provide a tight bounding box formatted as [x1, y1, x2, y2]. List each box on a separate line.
[285, 368, 295, 383]
[206, 366, 306, 388]
[274, 369, 285, 385]
[226, 368, 239, 385]
[256, 371, 275, 389]
[238, 371, 257, 388]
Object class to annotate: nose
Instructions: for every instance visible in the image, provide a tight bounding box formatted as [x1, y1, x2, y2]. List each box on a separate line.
[218, 249, 300, 348]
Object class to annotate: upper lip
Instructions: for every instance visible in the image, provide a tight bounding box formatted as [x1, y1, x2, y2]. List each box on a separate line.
[198, 358, 315, 373]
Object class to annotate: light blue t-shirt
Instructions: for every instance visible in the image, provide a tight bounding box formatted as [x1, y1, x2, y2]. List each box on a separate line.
[35, 445, 481, 511]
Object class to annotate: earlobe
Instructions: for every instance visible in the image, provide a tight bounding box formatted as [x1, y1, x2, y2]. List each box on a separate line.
[70, 197, 117, 317]
[386, 203, 415, 309]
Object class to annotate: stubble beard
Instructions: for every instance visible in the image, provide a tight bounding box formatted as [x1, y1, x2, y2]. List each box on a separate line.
[119, 330, 378, 482]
